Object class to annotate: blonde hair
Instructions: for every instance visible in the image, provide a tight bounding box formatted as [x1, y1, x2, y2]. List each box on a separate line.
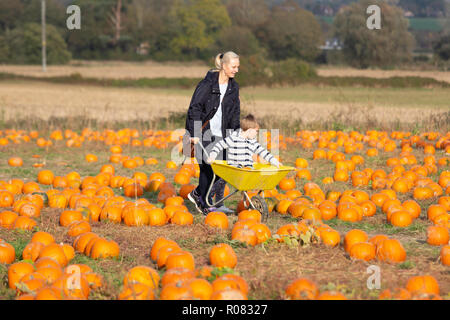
[214, 51, 240, 71]
[241, 114, 259, 131]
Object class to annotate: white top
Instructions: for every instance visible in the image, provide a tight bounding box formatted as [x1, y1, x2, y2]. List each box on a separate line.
[209, 129, 280, 168]
[209, 82, 228, 137]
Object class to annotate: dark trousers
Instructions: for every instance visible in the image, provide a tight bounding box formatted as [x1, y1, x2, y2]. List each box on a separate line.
[195, 136, 226, 208]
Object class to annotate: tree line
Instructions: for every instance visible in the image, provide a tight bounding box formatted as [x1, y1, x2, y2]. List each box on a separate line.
[0, 0, 448, 69]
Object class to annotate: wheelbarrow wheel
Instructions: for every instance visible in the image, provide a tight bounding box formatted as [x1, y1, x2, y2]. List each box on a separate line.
[250, 195, 269, 222]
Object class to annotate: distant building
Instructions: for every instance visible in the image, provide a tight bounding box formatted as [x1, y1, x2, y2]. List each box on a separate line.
[404, 11, 415, 17]
[319, 38, 342, 50]
[136, 42, 149, 55]
[323, 6, 334, 16]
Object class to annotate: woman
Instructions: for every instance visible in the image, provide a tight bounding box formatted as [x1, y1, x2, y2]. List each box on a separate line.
[184, 51, 240, 215]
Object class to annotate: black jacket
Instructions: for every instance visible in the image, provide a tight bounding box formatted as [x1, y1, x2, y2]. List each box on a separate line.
[185, 70, 240, 145]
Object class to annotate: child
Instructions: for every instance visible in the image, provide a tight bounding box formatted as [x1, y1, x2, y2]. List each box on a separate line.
[207, 114, 282, 168]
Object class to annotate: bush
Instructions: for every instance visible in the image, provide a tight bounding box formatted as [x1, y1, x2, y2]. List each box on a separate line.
[0, 33, 9, 62]
[270, 59, 317, 86]
[434, 34, 450, 61]
[413, 54, 431, 62]
[213, 25, 264, 57]
[234, 53, 271, 87]
[6, 23, 71, 64]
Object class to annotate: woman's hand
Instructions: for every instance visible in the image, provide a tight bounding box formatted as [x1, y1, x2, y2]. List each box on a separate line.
[190, 137, 200, 144]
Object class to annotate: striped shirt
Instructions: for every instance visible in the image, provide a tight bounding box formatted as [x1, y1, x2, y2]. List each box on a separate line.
[209, 129, 279, 168]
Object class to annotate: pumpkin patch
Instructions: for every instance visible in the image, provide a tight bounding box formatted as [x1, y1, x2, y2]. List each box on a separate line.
[0, 126, 448, 301]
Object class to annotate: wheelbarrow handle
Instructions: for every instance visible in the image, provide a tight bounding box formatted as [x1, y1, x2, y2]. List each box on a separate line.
[194, 140, 211, 160]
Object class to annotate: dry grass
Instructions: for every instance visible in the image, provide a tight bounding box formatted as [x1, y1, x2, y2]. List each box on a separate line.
[0, 60, 209, 79]
[0, 81, 448, 131]
[0, 81, 188, 122]
[317, 66, 450, 84]
[1, 61, 449, 84]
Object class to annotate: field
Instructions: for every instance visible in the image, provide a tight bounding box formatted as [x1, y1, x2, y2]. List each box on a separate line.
[0, 61, 449, 301]
[1, 60, 450, 83]
[0, 80, 448, 133]
[316, 67, 450, 84]
[0, 126, 449, 300]
[0, 60, 209, 80]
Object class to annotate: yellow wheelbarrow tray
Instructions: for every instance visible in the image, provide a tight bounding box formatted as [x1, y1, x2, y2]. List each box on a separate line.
[210, 160, 295, 191]
[206, 160, 295, 221]
[188, 140, 295, 221]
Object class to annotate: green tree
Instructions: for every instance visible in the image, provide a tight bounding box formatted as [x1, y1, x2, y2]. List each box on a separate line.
[434, 33, 450, 60]
[214, 25, 264, 57]
[259, 0, 323, 61]
[66, 0, 127, 59]
[0, 33, 10, 62]
[168, 0, 231, 59]
[225, 0, 270, 32]
[234, 53, 270, 86]
[333, 0, 415, 68]
[0, 0, 24, 31]
[7, 23, 71, 64]
[20, 0, 67, 30]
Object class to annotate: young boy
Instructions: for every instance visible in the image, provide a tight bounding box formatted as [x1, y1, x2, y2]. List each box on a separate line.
[207, 114, 282, 168]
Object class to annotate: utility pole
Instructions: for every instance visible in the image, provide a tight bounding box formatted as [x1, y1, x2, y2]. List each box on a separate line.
[42, 0, 47, 72]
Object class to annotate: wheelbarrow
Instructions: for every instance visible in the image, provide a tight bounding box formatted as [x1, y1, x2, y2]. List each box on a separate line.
[195, 140, 295, 222]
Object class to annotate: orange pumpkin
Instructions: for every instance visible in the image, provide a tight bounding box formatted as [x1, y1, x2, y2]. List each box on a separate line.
[37, 170, 54, 185]
[165, 251, 195, 271]
[390, 210, 413, 227]
[344, 229, 368, 253]
[123, 266, 160, 289]
[426, 226, 449, 246]
[204, 211, 229, 230]
[0, 210, 18, 229]
[150, 238, 178, 262]
[279, 177, 295, 191]
[8, 157, 23, 167]
[156, 244, 181, 268]
[38, 244, 68, 267]
[285, 278, 319, 300]
[376, 239, 406, 263]
[349, 242, 376, 261]
[90, 238, 120, 259]
[22, 242, 45, 262]
[440, 245, 450, 266]
[161, 268, 195, 287]
[166, 208, 190, 224]
[209, 243, 237, 268]
[60, 210, 85, 227]
[406, 275, 440, 296]
[8, 261, 35, 290]
[0, 240, 15, 264]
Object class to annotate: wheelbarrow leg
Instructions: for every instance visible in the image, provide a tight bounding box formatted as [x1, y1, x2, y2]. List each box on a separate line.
[205, 172, 216, 208]
[243, 191, 270, 222]
[205, 172, 239, 208]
